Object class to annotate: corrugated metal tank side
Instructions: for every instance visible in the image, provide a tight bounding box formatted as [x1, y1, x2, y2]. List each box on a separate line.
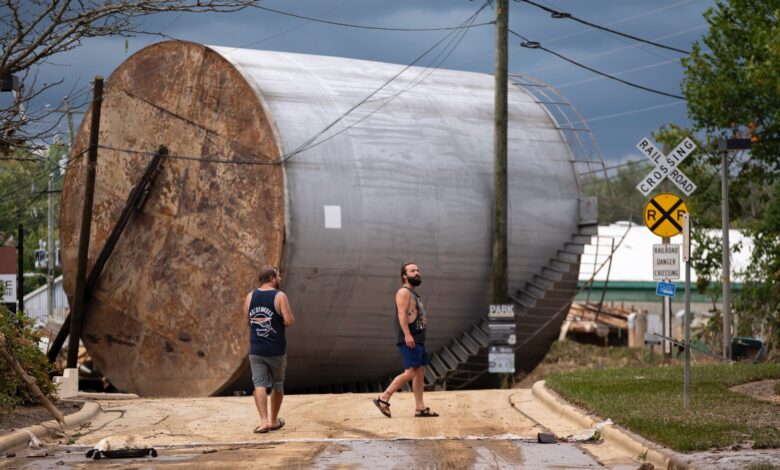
[211, 47, 579, 388]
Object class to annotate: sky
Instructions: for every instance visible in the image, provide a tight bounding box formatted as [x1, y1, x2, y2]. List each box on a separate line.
[12, 0, 716, 165]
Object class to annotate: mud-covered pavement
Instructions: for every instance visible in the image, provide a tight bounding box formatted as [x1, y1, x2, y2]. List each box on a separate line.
[1, 390, 640, 469]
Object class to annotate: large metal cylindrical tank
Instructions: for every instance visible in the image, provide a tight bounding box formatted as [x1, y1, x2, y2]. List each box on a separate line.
[61, 41, 580, 396]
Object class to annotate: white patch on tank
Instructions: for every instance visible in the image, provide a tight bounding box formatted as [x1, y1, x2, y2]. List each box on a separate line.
[324, 205, 342, 229]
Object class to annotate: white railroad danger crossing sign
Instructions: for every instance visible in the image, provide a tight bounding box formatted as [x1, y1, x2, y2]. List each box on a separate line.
[636, 137, 697, 196]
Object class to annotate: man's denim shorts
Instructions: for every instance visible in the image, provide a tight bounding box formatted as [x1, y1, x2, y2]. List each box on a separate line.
[249, 354, 286, 391]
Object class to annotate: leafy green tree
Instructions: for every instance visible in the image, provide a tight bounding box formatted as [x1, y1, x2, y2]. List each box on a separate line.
[682, 0, 780, 171]
[672, 0, 780, 355]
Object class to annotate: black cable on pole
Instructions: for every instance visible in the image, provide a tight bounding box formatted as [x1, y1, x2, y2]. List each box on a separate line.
[516, 0, 691, 55]
[509, 29, 686, 100]
[251, 4, 494, 32]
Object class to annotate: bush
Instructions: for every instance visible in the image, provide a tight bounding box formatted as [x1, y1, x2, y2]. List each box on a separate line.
[0, 304, 57, 414]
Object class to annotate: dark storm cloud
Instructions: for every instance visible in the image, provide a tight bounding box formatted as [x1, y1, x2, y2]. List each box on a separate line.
[26, 0, 715, 162]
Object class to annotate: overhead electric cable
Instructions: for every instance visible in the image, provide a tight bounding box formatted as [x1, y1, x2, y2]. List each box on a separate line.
[524, 25, 705, 75]
[554, 58, 680, 89]
[515, 0, 691, 54]
[509, 29, 685, 100]
[250, 4, 494, 32]
[0, 148, 88, 201]
[574, 101, 686, 124]
[540, 0, 697, 46]
[280, 0, 491, 163]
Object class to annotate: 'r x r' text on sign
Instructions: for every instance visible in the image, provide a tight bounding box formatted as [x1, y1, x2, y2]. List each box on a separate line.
[635, 137, 698, 197]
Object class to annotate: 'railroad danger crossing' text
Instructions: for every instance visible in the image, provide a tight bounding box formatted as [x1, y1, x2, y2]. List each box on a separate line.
[635, 137, 698, 196]
[653, 244, 680, 280]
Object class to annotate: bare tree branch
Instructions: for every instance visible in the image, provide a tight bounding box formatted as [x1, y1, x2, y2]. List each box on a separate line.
[0, 0, 260, 155]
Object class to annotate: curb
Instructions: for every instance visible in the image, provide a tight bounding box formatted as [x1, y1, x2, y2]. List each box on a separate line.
[0, 401, 101, 454]
[532, 380, 692, 470]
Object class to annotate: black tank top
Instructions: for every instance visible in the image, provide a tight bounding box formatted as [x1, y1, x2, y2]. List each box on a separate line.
[394, 287, 427, 345]
[248, 289, 286, 356]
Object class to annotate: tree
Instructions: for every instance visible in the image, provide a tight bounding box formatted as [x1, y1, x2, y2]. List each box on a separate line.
[677, 0, 780, 356]
[0, 0, 260, 155]
[682, 0, 780, 171]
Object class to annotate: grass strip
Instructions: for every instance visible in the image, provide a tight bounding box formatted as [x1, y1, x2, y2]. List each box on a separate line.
[546, 363, 780, 452]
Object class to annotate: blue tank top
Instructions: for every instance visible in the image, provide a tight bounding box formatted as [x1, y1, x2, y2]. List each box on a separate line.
[248, 289, 286, 356]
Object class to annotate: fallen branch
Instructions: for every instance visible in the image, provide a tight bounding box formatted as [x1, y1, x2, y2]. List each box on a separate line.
[0, 332, 65, 428]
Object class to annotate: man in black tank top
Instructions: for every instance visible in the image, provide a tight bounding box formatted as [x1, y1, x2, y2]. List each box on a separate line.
[372, 262, 439, 418]
[244, 265, 295, 433]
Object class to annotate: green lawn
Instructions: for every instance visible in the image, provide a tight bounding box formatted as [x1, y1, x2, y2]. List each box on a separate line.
[546, 363, 780, 452]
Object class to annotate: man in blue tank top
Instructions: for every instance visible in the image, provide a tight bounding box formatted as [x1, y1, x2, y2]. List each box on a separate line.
[244, 265, 295, 433]
[373, 262, 439, 418]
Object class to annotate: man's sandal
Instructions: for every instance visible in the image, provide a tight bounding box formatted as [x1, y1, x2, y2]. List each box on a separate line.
[269, 418, 285, 431]
[253, 425, 269, 433]
[373, 397, 391, 418]
[415, 407, 439, 417]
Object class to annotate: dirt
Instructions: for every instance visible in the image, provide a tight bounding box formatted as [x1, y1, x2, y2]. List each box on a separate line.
[730, 379, 780, 405]
[0, 401, 83, 433]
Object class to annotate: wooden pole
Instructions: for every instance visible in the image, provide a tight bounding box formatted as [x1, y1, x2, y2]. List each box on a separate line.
[68, 76, 103, 369]
[492, 0, 509, 304]
[16, 224, 23, 314]
[48, 145, 167, 363]
[0, 333, 65, 428]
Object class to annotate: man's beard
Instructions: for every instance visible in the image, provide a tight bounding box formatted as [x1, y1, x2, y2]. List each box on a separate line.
[274, 279, 281, 289]
[408, 275, 422, 287]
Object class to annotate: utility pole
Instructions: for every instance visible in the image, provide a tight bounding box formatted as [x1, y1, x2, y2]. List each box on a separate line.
[63, 96, 76, 146]
[715, 138, 750, 360]
[68, 76, 103, 369]
[47, 152, 54, 320]
[16, 224, 24, 314]
[492, 0, 509, 304]
[720, 148, 731, 360]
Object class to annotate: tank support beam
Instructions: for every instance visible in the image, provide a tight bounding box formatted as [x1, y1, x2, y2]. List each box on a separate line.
[48, 145, 168, 363]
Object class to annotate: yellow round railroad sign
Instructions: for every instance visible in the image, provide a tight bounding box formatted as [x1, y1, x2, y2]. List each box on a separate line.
[643, 193, 688, 237]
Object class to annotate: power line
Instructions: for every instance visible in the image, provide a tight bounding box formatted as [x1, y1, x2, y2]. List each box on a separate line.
[0, 149, 89, 202]
[575, 101, 686, 125]
[98, 11, 483, 167]
[515, 0, 691, 54]
[522, 24, 706, 76]
[97, 144, 278, 165]
[279, 0, 492, 163]
[250, 4, 495, 32]
[509, 29, 686, 100]
[553, 57, 680, 89]
[540, 0, 699, 47]
[5, 175, 64, 221]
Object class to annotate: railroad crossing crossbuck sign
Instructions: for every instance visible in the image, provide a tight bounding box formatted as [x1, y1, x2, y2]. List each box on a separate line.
[644, 192, 688, 237]
[636, 137, 698, 196]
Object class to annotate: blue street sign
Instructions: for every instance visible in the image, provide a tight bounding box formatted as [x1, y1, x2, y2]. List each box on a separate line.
[656, 281, 677, 297]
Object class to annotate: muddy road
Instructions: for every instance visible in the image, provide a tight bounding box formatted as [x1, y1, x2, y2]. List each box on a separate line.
[1, 390, 639, 469]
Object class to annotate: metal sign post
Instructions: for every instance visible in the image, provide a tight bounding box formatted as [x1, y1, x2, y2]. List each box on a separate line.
[683, 213, 692, 409]
[662, 238, 672, 360]
[488, 304, 516, 387]
[644, 193, 687, 360]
